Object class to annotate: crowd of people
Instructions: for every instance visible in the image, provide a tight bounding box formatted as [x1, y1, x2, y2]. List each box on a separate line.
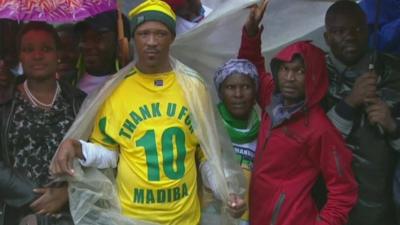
[0, 0, 399, 225]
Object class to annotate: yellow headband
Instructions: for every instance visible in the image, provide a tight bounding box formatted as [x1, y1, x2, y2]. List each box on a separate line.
[129, 0, 176, 33]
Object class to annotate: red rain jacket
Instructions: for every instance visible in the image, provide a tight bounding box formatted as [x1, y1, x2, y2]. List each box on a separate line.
[238, 28, 358, 225]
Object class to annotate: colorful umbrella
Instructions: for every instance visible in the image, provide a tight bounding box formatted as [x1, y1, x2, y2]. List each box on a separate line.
[0, 0, 116, 22]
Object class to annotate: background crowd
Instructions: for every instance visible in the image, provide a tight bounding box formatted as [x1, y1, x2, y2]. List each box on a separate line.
[0, 0, 399, 225]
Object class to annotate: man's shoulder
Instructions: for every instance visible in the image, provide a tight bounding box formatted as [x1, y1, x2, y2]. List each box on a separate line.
[100, 69, 138, 104]
[123, 68, 138, 79]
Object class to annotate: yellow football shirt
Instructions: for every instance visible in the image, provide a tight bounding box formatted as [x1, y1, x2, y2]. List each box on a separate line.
[90, 68, 204, 225]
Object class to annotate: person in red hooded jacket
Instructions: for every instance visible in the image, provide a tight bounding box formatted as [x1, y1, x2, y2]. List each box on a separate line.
[238, 2, 358, 225]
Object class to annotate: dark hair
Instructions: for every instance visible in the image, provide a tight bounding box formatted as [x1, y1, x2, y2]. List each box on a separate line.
[75, 10, 131, 42]
[291, 54, 304, 64]
[270, 53, 304, 77]
[325, 0, 366, 26]
[16, 21, 61, 54]
[0, 19, 22, 67]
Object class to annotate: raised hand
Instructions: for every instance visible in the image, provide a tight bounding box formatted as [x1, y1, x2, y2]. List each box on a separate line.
[245, 0, 269, 36]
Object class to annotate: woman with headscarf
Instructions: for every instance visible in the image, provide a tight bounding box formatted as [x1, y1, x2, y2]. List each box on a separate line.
[213, 59, 260, 225]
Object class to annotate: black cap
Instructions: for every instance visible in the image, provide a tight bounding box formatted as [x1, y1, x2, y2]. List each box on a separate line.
[76, 10, 131, 40]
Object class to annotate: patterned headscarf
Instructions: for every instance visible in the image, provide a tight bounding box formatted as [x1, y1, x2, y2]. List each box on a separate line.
[214, 58, 259, 92]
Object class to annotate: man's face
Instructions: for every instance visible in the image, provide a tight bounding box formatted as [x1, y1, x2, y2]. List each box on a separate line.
[19, 30, 58, 80]
[57, 31, 79, 78]
[134, 21, 174, 70]
[277, 57, 306, 106]
[80, 28, 117, 75]
[324, 13, 368, 66]
[220, 74, 256, 120]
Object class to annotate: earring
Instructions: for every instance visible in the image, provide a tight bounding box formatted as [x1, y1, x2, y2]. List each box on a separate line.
[57, 59, 61, 64]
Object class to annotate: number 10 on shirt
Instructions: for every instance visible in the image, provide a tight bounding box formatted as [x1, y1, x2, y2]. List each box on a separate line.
[136, 127, 187, 181]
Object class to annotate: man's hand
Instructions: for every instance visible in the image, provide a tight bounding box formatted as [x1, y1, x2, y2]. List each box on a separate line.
[50, 139, 83, 176]
[30, 186, 68, 215]
[365, 97, 397, 133]
[226, 193, 246, 218]
[344, 71, 378, 108]
[245, 0, 269, 37]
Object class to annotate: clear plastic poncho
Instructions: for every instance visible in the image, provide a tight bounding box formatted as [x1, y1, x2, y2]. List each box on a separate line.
[53, 57, 247, 225]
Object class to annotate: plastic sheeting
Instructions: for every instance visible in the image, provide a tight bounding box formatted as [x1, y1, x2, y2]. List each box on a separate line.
[171, 0, 334, 90]
[121, 0, 334, 82]
[52, 57, 246, 225]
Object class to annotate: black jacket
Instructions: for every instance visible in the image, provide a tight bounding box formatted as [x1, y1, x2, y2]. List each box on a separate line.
[323, 53, 400, 225]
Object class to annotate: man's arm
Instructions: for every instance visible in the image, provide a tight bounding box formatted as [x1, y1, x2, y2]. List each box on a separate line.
[238, 0, 274, 110]
[50, 139, 83, 176]
[79, 140, 119, 168]
[327, 71, 378, 137]
[326, 100, 355, 137]
[50, 139, 118, 176]
[51, 94, 120, 176]
[195, 144, 246, 218]
[199, 159, 247, 218]
[363, 96, 399, 149]
[309, 128, 358, 225]
[36, 140, 118, 214]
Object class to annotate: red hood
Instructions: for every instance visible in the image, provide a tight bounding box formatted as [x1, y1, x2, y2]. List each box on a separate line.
[270, 41, 328, 108]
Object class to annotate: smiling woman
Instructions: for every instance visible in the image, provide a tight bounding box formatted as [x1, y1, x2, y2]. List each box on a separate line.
[0, 22, 86, 225]
[19, 30, 59, 81]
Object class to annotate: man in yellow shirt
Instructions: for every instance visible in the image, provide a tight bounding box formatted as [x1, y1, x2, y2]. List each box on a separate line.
[50, 0, 245, 224]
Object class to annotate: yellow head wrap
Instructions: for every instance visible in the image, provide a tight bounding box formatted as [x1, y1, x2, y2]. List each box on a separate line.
[129, 0, 176, 34]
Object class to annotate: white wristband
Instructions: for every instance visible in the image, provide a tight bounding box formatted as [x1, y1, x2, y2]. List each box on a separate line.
[79, 140, 119, 169]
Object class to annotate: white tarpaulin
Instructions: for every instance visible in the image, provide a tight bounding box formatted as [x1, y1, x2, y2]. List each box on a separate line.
[122, 0, 334, 75]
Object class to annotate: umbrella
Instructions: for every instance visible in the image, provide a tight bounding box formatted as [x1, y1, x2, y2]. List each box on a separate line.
[0, 0, 130, 68]
[0, 0, 116, 22]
